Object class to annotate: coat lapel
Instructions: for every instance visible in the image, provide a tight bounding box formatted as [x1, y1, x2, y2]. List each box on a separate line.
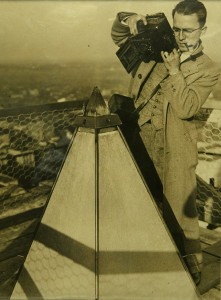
[134, 62, 168, 103]
[151, 63, 168, 89]
[129, 61, 156, 98]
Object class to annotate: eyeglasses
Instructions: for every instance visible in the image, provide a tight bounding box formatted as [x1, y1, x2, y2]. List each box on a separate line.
[172, 26, 202, 35]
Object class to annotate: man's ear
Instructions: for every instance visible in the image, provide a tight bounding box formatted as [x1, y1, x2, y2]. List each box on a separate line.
[201, 26, 207, 36]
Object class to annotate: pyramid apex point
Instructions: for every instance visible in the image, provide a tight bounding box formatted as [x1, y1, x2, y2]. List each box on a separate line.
[85, 87, 110, 116]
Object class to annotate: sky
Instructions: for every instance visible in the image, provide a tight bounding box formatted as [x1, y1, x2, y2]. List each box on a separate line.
[0, 0, 220, 64]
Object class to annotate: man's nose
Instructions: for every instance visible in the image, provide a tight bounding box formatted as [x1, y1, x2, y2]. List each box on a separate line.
[179, 30, 185, 40]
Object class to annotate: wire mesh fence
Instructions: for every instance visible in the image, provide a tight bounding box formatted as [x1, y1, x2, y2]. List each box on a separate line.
[0, 102, 220, 229]
[0, 101, 85, 191]
[194, 107, 221, 226]
[0, 100, 87, 298]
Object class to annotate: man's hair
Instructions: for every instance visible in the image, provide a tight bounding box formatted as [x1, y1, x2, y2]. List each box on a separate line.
[172, 0, 207, 27]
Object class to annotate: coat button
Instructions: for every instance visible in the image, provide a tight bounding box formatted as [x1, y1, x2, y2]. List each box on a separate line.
[138, 74, 142, 79]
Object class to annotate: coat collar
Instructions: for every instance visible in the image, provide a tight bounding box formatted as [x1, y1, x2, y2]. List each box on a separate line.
[180, 40, 204, 64]
[180, 41, 204, 76]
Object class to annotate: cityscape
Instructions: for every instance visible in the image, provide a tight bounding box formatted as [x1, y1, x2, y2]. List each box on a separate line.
[0, 60, 131, 108]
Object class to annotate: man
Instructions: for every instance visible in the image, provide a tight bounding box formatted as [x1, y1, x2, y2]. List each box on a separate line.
[111, 0, 220, 285]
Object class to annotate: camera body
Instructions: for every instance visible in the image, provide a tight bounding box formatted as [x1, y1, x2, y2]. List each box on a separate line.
[116, 13, 178, 73]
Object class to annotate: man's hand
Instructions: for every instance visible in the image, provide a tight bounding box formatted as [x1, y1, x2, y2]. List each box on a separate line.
[125, 14, 147, 35]
[161, 49, 181, 76]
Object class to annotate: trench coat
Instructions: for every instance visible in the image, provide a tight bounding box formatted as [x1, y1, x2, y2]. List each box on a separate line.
[111, 12, 220, 246]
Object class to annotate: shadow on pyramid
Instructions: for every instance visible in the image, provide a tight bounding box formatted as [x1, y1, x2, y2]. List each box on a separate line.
[11, 88, 200, 300]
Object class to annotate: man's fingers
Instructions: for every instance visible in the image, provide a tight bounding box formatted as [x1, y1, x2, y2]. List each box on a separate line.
[135, 14, 147, 26]
[141, 15, 147, 25]
[127, 14, 147, 35]
[172, 48, 180, 56]
[127, 18, 138, 35]
[161, 51, 169, 60]
[161, 51, 167, 62]
[130, 24, 138, 35]
[162, 50, 181, 61]
[127, 19, 137, 35]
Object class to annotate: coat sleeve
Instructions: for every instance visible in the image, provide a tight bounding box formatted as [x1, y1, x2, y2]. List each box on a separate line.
[111, 12, 136, 46]
[160, 61, 220, 119]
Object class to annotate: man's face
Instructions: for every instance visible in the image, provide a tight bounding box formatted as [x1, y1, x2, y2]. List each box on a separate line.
[173, 12, 203, 52]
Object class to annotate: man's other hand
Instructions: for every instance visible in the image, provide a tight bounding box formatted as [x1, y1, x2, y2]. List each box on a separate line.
[125, 14, 147, 35]
[161, 49, 181, 76]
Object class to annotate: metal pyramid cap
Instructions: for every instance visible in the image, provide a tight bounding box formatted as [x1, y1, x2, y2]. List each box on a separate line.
[73, 87, 122, 128]
[85, 87, 110, 116]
